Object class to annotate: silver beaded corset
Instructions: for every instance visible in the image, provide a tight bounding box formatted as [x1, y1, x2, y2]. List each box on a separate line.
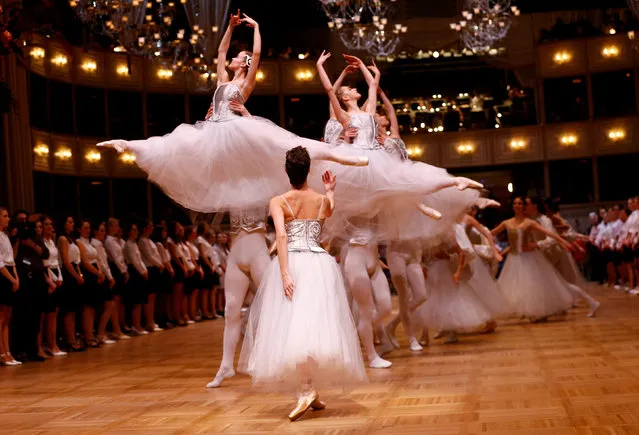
[323, 118, 344, 145]
[210, 83, 244, 122]
[230, 207, 266, 234]
[285, 220, 326, 253]
[348, 113, 381, 150]
[507, 229, 523, 255]
[383, 137, 408, 161]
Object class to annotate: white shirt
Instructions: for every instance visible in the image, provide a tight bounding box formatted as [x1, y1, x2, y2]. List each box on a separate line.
[197, 236, 222, 269]
[77, 237, 99, 264]
[0, 231, 15, 269]
[157, 242, 171, 264]
[105, 235, 127, 274]
[43, 238, 63, 282]
[139, 237, 163, 268]
[124, 239, 147, 275]
[181, 242, 196, 271]
[60, 236, 81, 265]
[534, 214, 557, 250]
[91, 239, 113, 281]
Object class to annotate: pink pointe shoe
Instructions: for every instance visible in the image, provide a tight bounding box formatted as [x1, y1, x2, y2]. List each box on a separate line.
[97, 139, 128, 153]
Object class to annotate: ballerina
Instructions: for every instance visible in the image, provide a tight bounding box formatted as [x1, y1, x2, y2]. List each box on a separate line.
[492, 197, 576, 322]
[97, 10, 367, 214]
[238, 146, 367, 422]
[315, 52, 483, 247]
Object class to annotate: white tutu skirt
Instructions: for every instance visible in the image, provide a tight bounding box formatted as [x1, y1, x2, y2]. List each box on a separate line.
[127, 117, 349, 212]
[497, 251, 573, 318]
[420, 259, 492, 332]
[238, 251, 367, 393]
[313, 148, 480, 246]
[467, 257, 513, 318]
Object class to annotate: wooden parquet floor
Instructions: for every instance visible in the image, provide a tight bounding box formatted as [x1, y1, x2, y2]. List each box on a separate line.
[4, 285, 639, 434]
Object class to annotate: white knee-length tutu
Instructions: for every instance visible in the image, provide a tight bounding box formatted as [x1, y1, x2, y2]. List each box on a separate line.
[238, 219, 367, 393]
[498, 229, 573, 318]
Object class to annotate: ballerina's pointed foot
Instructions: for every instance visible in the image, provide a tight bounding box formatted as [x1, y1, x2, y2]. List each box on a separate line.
[475, 198, 500, 209]
[344, 156, 369, 166]
[386, 325, 400, 349]
[418, 204, 442, 220]
[311, 395, 326, 411]
[205, 368, 235, 388]
[369, 356, 392, 369]
[587, 301, 600, 318]
[288, 390, 319, 421]
[97, 139, 128, 153]
[455, 177, 483, 191]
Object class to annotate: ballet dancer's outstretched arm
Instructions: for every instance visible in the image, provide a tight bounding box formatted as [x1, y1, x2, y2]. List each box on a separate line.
[344, 54, 379, 114]
[491, 220, 508, 236]
[463, 214, 503, 262]
[523, 219, 573, 251]
[270, 197, 294, 300]
[217, 9, 242, 85]
[317, 51, 350, 128]
[237, 13, 262, 99]
[377, 88, 400, 139]
[329, 65, 357, 120]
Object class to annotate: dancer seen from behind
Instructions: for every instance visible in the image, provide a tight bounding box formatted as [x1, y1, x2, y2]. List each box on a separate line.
[239, 146, 366, 422]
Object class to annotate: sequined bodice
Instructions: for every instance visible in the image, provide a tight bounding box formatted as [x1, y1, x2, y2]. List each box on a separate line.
[230, 207, 266, 234]
[507, 228, 525, 254]
[348, 113, 381, 150]
[324, 118, 344, 145]
[211, 83, 245, 122]
[285, 220, 326, 253]
[383, 137, 408, 160]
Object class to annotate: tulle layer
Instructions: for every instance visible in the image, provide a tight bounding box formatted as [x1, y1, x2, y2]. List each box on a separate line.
[312, 148, 480, 246]
[467, 257, 513, 318]
[497, 251, 574, 318]
[420, 259, 492, 332]
[128, 117, 342, 212]
[238, 251, 367, 393]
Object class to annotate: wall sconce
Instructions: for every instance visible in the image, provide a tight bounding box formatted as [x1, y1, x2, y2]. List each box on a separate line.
[54, 147, 72, 160]
[509, 139, 527, 151]
[553, 51, 572, 65]
[295, 69, 314, 82]
[85, 150, 101, 163]
[157, 68, 173, 79]
[602, 45, 620, 58]
[608, 129, 626, 141]
[81, 60, 97, 72]
[407, 146, 424, 157]
[456, 143, 475, 155]
[559, 134, 578, 147]
[116, 64, 130, 76]
[120, 152, 136, 164]
[33, 144, 49, 157]
[256, 70, 265, 82]
[29, 47, 45, 59]
[51, 54, 68, 66]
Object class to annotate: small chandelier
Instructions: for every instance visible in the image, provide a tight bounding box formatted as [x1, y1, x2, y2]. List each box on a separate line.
[450, 0, 519, 54]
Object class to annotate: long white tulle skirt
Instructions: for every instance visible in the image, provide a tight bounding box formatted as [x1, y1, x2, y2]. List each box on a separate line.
[467, 257, 513, 318]
[420, 259, 492, 332]
[497, 251, 573, 318]
[238, 251, 367, 393]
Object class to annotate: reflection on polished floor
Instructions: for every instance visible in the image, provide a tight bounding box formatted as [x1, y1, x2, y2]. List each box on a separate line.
[3, 285, 639, 434]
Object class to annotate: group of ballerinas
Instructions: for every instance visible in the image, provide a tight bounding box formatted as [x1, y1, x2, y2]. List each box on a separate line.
[97, 10, 599, 422]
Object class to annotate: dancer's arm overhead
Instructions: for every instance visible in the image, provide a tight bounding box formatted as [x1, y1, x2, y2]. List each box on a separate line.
[329, 65, 357, 119]
[238, 13, 262, 99]
[377, 88, 400, 139]
[322, 170, 336, 218]
[344, 54, 379, 114]
[464, 215, 503, 262]
[217, 9, 242, 85]
[317, 51, 350, 127]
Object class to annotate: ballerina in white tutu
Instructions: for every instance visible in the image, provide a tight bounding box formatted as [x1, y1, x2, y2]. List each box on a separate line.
[97, 10, 367, 214]
[492, 197, 576, 322]
[238, 146, 367, 422]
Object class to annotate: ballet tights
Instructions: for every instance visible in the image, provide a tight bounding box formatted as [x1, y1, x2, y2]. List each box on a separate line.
[207, 232, 270, 387]
[343, 244, 393, 369]
[386, 251, 428, 350]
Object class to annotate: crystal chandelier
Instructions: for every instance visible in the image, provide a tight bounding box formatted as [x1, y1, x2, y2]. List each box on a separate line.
[321, 0, 407, 57]
[450, 0, 519, 54]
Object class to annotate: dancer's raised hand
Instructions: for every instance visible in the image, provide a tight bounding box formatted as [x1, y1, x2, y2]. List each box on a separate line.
[317, 50, 331, 66]
[240, 13, 258, 28]
[322, 170, 337, 192]
[343, 54, 363, 66]
[283, 273, 295, 300]
[229, 9, 241, 27]
[367, 59, 380, 77]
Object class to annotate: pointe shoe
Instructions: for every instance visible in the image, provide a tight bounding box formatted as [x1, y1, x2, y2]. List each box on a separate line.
[288, 391, 318, 422]
[455, 177, 483, 190]
[587, 301, 600, 318]
[206, 368, 235, 388]
[97, 139, 128, 153]
[408, 338, 423, 352]
[475, 198, 500, 209]
[344, 156, 369, 166]
[418, 204, 442, 220]
[310, 395, 327, 411]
